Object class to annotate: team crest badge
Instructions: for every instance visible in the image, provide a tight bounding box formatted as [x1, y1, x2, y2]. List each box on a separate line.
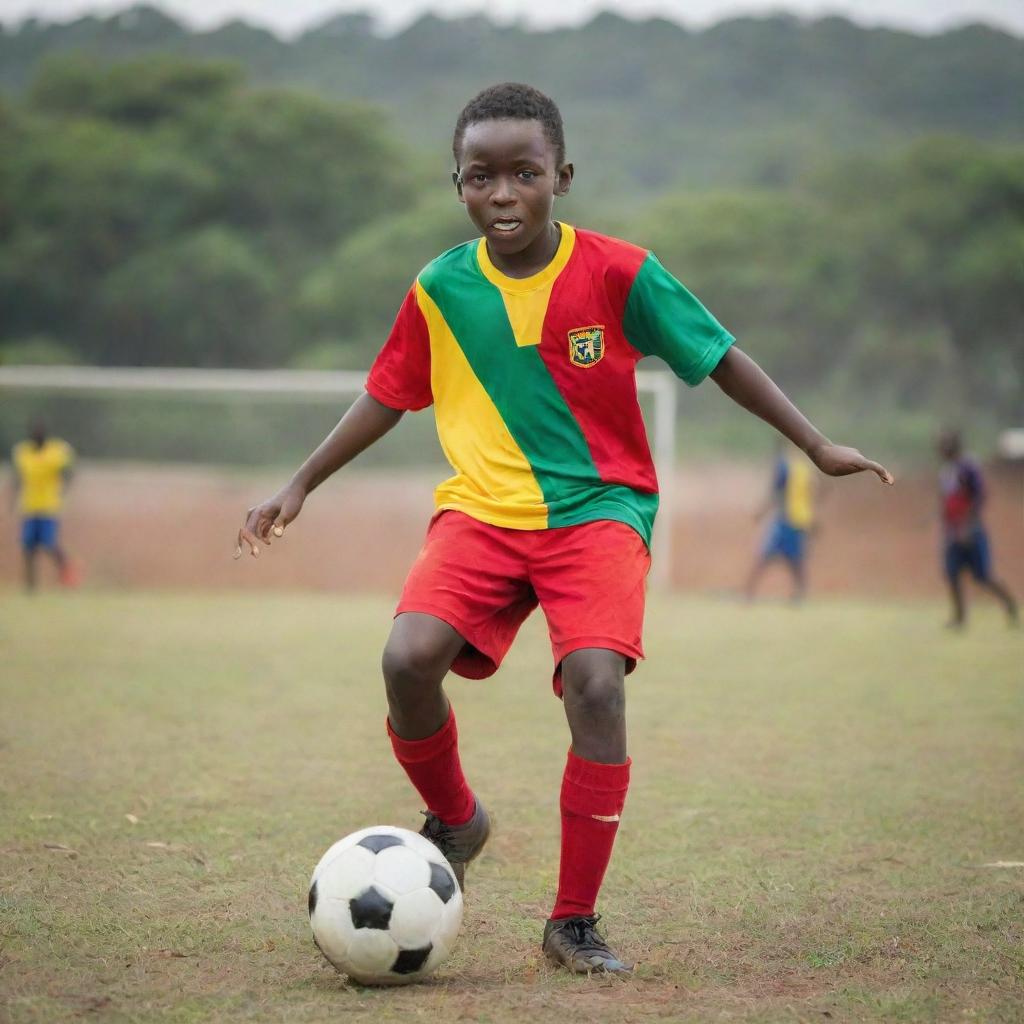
[568, 325, 605, 368]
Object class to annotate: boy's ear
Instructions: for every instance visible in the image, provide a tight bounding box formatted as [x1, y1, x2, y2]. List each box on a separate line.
[452, 170, 465, 203]
[555, 162, 574, 197]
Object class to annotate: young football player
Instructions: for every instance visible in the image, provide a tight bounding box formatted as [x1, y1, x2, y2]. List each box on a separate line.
[11, 419, 77, 591]
[745, 441, 818, 602]
[937, 430, 1017, 628]
[236, 83, 892, 974]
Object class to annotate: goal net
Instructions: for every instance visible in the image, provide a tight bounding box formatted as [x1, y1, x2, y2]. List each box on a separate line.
[0, 365, 677, 587]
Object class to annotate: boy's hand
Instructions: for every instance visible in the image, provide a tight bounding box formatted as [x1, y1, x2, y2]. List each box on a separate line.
[235, 482, 306, 559]
[808, 443, 894, 485]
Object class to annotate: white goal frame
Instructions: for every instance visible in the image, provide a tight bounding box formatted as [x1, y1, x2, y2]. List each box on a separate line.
[0, 365, 677, 587]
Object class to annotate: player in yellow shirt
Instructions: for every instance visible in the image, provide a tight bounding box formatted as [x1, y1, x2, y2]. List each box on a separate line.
[10, 420, 77, 591]
[745, 441, 817, 602]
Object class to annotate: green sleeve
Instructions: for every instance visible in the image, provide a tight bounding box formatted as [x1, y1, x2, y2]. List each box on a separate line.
[623, 252, 734, 386]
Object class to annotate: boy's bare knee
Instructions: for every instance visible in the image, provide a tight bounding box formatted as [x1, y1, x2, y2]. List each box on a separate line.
[562, 665, 626, 721]
[381, 636, 449, 702]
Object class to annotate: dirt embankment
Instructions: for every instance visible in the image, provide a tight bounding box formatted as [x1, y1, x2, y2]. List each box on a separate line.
[1, 462, 1020, 599]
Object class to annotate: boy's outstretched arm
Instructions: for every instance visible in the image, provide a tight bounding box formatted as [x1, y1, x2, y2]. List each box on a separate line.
[235, 392, 404, 558]
[710, 346, 894, 484]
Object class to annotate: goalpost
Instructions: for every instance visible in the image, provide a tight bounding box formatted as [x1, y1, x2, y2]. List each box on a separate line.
[0, 365, 677, 587]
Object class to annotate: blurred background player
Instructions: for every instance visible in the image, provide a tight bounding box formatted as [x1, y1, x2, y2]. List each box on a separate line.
[937, 430, 1017, 629]
[10, 419, 78, 592]
[745, 441, 817, 602]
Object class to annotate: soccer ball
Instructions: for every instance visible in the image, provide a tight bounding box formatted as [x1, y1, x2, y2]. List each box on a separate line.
[308, 825, 463, 985]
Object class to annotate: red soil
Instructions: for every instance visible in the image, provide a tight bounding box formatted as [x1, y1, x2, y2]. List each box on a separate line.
[1, 462, 1020, 600]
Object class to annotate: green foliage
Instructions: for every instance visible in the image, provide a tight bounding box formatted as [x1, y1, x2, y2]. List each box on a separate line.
[0, 26, 1021, 445]
[97, 226, 279, 365]
[0, 335, 79, 365]
[298, 195, 473, 348]
[28, 55, 243, 124]
[1, 58, 418, 368]
[634, 140, 1024, 421]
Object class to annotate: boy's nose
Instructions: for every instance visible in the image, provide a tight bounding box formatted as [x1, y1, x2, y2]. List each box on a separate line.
[491, 177, 517, 204]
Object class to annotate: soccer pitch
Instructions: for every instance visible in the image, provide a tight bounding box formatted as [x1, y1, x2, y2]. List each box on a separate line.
[2, 593, 1021, 1023]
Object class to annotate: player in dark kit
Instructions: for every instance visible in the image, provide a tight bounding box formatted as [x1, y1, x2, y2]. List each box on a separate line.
[937, 430, 1018, 629]
[236, 84, 893, 974]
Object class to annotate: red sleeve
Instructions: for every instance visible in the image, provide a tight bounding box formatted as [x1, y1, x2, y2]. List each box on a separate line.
[365, 285, 433, 411]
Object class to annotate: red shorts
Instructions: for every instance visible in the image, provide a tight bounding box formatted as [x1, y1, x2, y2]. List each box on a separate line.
[396, 511, 651, 695]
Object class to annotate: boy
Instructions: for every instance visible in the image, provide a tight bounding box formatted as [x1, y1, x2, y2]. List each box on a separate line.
[745, 441, 817, 602]
[236, 83, 892, 974]
[10, 419, 77, 592]
[937, 430, 1017, 628]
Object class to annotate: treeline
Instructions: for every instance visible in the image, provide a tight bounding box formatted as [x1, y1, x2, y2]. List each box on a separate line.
[1, 57, 1021, 439]
[3, 6, 1023, 195]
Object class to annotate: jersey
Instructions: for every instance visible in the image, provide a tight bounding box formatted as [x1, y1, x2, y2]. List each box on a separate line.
[13, 438, 74, 515]
[939, 457, 984, 535]
[773, 455, 814, 530]
[366, 223, 734, 546]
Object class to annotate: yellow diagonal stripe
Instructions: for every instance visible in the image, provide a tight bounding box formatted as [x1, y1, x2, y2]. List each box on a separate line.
[416, 281, 548, 528]
[476, 223, 576, 348]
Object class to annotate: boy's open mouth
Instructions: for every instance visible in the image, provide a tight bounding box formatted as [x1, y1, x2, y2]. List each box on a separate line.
[490, 218, 522, 233]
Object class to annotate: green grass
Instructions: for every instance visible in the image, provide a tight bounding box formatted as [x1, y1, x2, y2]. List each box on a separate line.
[1, 592, 1021, 1023]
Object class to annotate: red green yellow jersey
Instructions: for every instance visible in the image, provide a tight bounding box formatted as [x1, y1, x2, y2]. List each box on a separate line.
[366, 223, 734, 545]
[13, 438, 74, 515]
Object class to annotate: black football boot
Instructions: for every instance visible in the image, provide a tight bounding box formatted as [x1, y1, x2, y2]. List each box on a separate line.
[542, 914, 633, 974]
[419, 798, 490, 891]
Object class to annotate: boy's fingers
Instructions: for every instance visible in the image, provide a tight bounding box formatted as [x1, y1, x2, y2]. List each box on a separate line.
[236, 525, 261, 558]
[863, 459, 894, 485]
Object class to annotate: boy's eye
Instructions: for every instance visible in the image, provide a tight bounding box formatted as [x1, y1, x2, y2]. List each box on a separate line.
[518, 170, 537, 181]
[471, 174, 488, 184]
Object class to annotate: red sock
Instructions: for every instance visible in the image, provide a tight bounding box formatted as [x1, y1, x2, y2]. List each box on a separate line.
[387, 707, 476, 827]
[551, 750, 631, 920]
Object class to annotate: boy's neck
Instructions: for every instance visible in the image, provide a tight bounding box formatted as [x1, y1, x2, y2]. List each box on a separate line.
[485, 221, 562, 280]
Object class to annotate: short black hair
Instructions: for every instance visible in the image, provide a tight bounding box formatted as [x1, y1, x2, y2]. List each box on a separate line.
[453, 83, 565, 167]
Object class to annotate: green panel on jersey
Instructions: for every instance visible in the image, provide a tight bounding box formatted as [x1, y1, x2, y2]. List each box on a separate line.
[623, 252, 735, 386]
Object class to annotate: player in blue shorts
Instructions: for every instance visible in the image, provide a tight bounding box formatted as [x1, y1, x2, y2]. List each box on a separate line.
[938, 431, 1017, 629]
[745, 443, 816, 602]
[11, 420, 77, 592]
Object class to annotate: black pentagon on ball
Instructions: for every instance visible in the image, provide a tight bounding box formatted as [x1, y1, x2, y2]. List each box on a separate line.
[357, 833, 405, 854]
[349, 886, 394, 929]
[308, 879, 319, 917]
[429, 862, 457, 904]
[392, 945, 432, 975]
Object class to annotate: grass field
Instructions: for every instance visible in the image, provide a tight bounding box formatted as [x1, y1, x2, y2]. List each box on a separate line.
[2, 592, 1022, 1023]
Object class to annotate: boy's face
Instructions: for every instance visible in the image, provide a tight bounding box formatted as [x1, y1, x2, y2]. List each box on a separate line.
[938, 432, 961, 460]
[455, 118, 572, 261]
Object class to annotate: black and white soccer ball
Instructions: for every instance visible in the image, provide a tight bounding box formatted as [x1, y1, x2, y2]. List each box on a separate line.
[308, 825, 463, 985]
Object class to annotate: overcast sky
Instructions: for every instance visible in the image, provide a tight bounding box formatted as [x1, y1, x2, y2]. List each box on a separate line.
[2, 0, 1022, 37]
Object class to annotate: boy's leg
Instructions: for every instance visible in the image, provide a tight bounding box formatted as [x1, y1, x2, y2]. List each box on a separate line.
[968, 530, 1019, 624]
[790, 558, 807, 602]
[383, 611, 464, 741]
[980, 578, 1019, 624]
[744, 553, 770, 599]
[545, 647, 632, 974]
[383, 612, 491, 887]
[21, 519, 39, 591]
[22, 548, 38, 591]
[529, 518, 647, 973]
[944, 543, 966, 627]
[384, 500, 546, 885]
[788, 547, 807, 603]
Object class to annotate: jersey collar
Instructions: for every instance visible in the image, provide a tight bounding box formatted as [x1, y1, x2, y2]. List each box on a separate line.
[476, 222, 576, 294]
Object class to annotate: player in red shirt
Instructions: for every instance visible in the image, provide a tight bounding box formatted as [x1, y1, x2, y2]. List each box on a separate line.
[237, 84, 893, 973]
[938, 430, 1017, 628]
